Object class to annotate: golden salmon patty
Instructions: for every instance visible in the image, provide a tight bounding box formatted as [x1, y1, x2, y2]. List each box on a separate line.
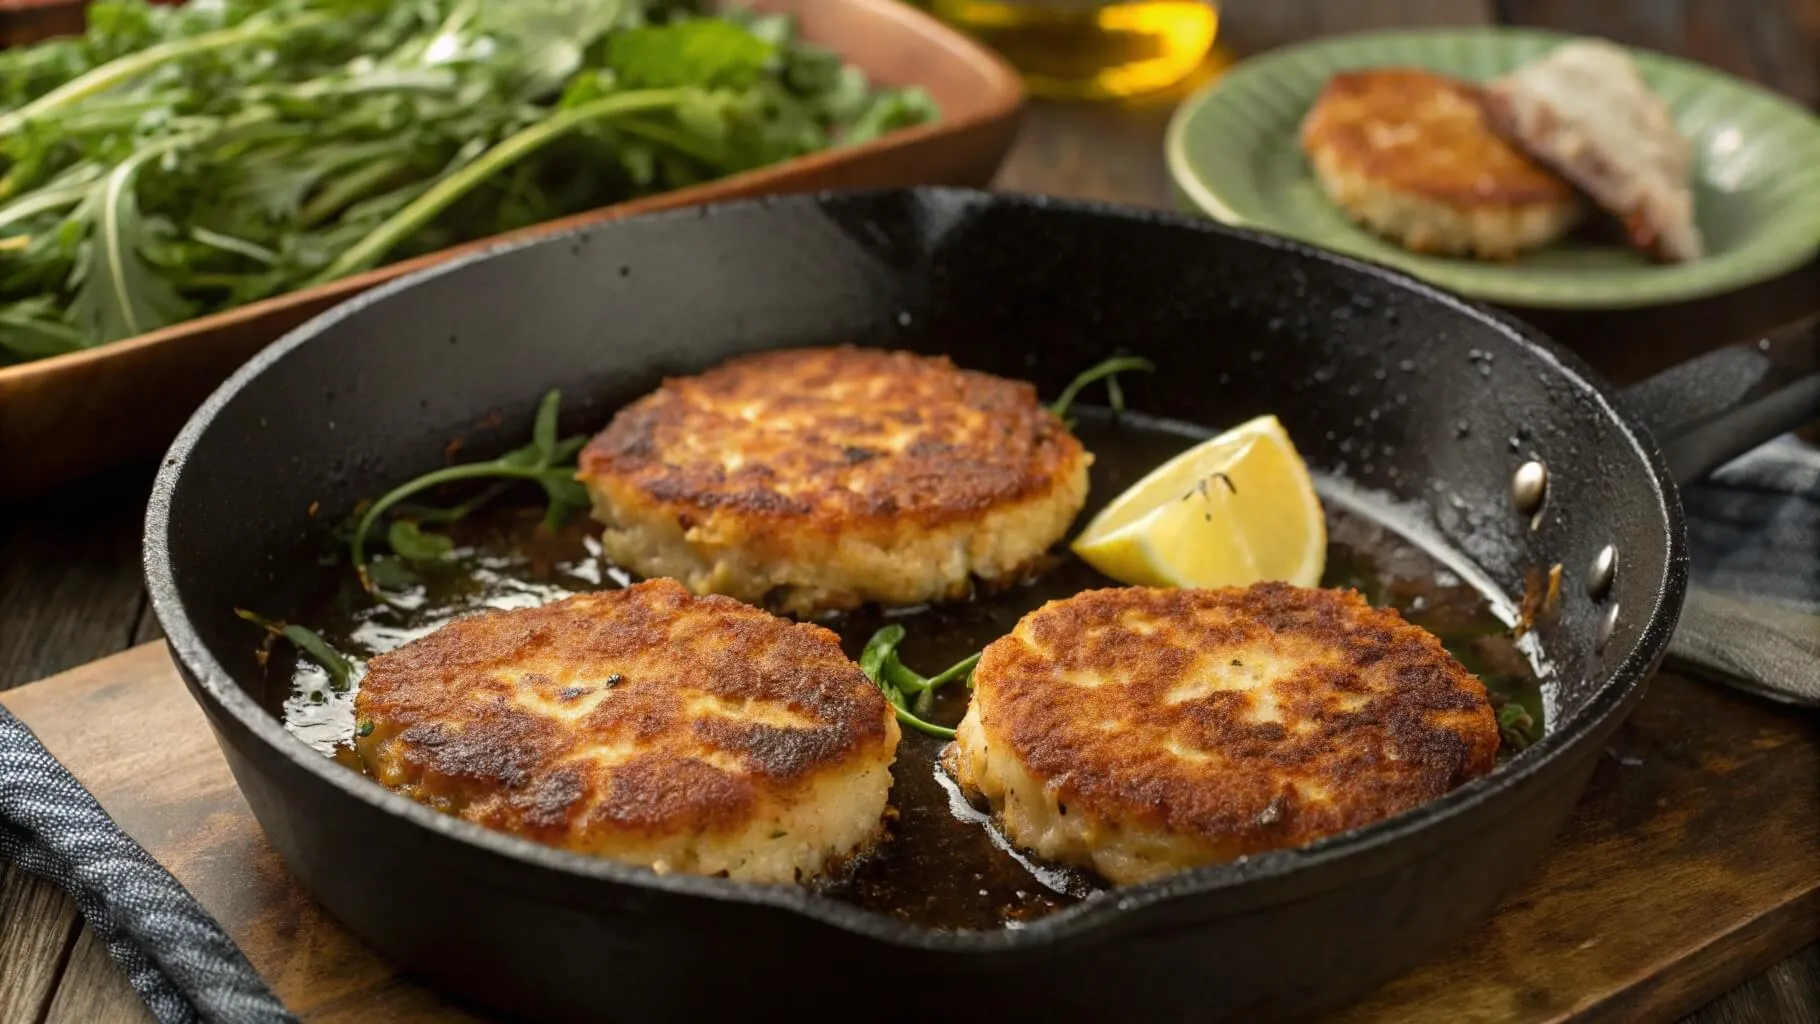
[1300, 68, 1582, 258]
[949, 583, 1499, 885]
[353, 579, 900, 883]
[577, 346, 1092, 617]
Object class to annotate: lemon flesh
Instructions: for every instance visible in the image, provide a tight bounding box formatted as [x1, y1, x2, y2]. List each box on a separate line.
[1071, 415, 1326, 589]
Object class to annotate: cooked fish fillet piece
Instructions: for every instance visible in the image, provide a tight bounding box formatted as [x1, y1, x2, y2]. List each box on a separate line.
[578, 346, 1092, 617]
[354, 579, 900, 883]
[1300, 68, 1582, 258]
[949, 583, 1500, 885]
[1483, 40, 1703, 262]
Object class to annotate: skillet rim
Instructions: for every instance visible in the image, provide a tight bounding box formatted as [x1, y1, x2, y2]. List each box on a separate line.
[143, 186, 1687, 953]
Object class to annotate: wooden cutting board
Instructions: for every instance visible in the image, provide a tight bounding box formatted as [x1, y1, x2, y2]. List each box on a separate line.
[3, 644, 1816, 1023]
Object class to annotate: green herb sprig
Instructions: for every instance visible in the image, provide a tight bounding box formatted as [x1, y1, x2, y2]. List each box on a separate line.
[1050, 356, 1155, 424]
[235, 608, 353, 691]
[859, 624, 981, 740]
[349, 389, 589, 592]
[1497, 701, 1539, 752]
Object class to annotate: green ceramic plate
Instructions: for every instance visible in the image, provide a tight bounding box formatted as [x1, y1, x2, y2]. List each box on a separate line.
[1165, 28, 1820, 308]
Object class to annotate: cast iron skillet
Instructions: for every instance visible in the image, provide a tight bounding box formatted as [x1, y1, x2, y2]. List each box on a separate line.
[143, 189, 1820, 1022]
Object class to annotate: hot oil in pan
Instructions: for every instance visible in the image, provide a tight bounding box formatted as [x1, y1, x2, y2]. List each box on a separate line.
[270, 410, 1550, 931]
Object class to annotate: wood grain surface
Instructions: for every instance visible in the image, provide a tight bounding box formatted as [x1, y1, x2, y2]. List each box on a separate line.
[2, 0, 1818, 1021]
[1, 644, 1815, 1024]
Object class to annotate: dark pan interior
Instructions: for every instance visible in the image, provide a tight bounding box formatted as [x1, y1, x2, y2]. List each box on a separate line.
[147, 189, 1682, 1019]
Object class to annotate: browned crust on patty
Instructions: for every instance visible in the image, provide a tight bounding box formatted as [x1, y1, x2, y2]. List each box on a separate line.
[971, 583, 1499, 855]
[353, 579, 891, 843]
[577, 346, 1086, 531]
[1300, 68, 1576, 208]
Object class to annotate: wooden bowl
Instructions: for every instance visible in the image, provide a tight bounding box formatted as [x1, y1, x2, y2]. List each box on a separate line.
[0, 0, 1025, 498]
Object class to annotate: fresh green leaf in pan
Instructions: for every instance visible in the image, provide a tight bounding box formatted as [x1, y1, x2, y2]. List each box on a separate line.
[363, 556, 423, 591]
[857, 625, 981, 740]
[236, 608, 355, 692]
[386, 520, 455, 565]
[860, 624, 907, 689]
[347, 389, 590, 593]
[1497, 701, 1539, 751]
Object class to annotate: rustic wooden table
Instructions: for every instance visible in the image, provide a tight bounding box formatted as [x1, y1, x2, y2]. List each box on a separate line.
[1, 0, 1817, 1021]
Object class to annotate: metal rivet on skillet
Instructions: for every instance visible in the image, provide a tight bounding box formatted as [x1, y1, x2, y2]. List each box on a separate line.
[1595, 602, 1621, 652]
[1587, 544, 1618, 600]
[1511, 460, 1548, 517]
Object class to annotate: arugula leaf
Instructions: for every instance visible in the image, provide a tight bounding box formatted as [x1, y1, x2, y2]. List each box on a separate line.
[0, 297, 87, 361]
[0, 0, 936, 362]
[65, 143, 196, 343]
[606, 19, 776, 91]
[483, 0, 633, 101]
[840, 88, 937, 147]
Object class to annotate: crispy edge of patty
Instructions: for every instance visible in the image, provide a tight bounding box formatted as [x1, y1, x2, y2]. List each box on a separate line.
[1299, 68, 1582, 258]
[949, 583, 1500, 884]
[353, 579, 900, 877]
[576, 346, 1093, 614]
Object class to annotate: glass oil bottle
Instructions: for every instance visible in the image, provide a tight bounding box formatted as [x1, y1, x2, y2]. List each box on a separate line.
[928, 1, 1219, 100]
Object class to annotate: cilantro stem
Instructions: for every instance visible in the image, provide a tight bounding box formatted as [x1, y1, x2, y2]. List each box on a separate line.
[1049, 356, 1156, 419]
[314, 87, 698, 283]
[0, 13, 334, 138]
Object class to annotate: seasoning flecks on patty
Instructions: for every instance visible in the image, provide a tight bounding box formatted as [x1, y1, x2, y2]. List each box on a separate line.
[949, 583, 1500, 885]
[353, 579, 901, 883]
[578, 346, 1092, 617]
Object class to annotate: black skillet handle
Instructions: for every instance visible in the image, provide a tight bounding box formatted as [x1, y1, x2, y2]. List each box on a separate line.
[1618, 318, 1820, 484]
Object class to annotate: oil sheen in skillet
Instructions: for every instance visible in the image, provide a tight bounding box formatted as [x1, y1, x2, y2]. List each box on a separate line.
[267, 411, 1550, 931]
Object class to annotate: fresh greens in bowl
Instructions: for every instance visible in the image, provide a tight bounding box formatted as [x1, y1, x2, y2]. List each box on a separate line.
[0, 0, 936, 364]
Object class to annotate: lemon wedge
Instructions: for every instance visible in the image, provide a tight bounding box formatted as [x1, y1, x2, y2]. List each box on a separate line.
[1071, 415, 1326, 589]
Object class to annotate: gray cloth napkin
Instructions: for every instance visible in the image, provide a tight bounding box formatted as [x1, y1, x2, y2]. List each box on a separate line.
[1668, 434, 1820, 705]
[0, 703, 295, 1024]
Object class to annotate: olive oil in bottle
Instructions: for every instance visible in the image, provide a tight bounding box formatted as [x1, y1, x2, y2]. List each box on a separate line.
[929, 1, 1218, 100]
